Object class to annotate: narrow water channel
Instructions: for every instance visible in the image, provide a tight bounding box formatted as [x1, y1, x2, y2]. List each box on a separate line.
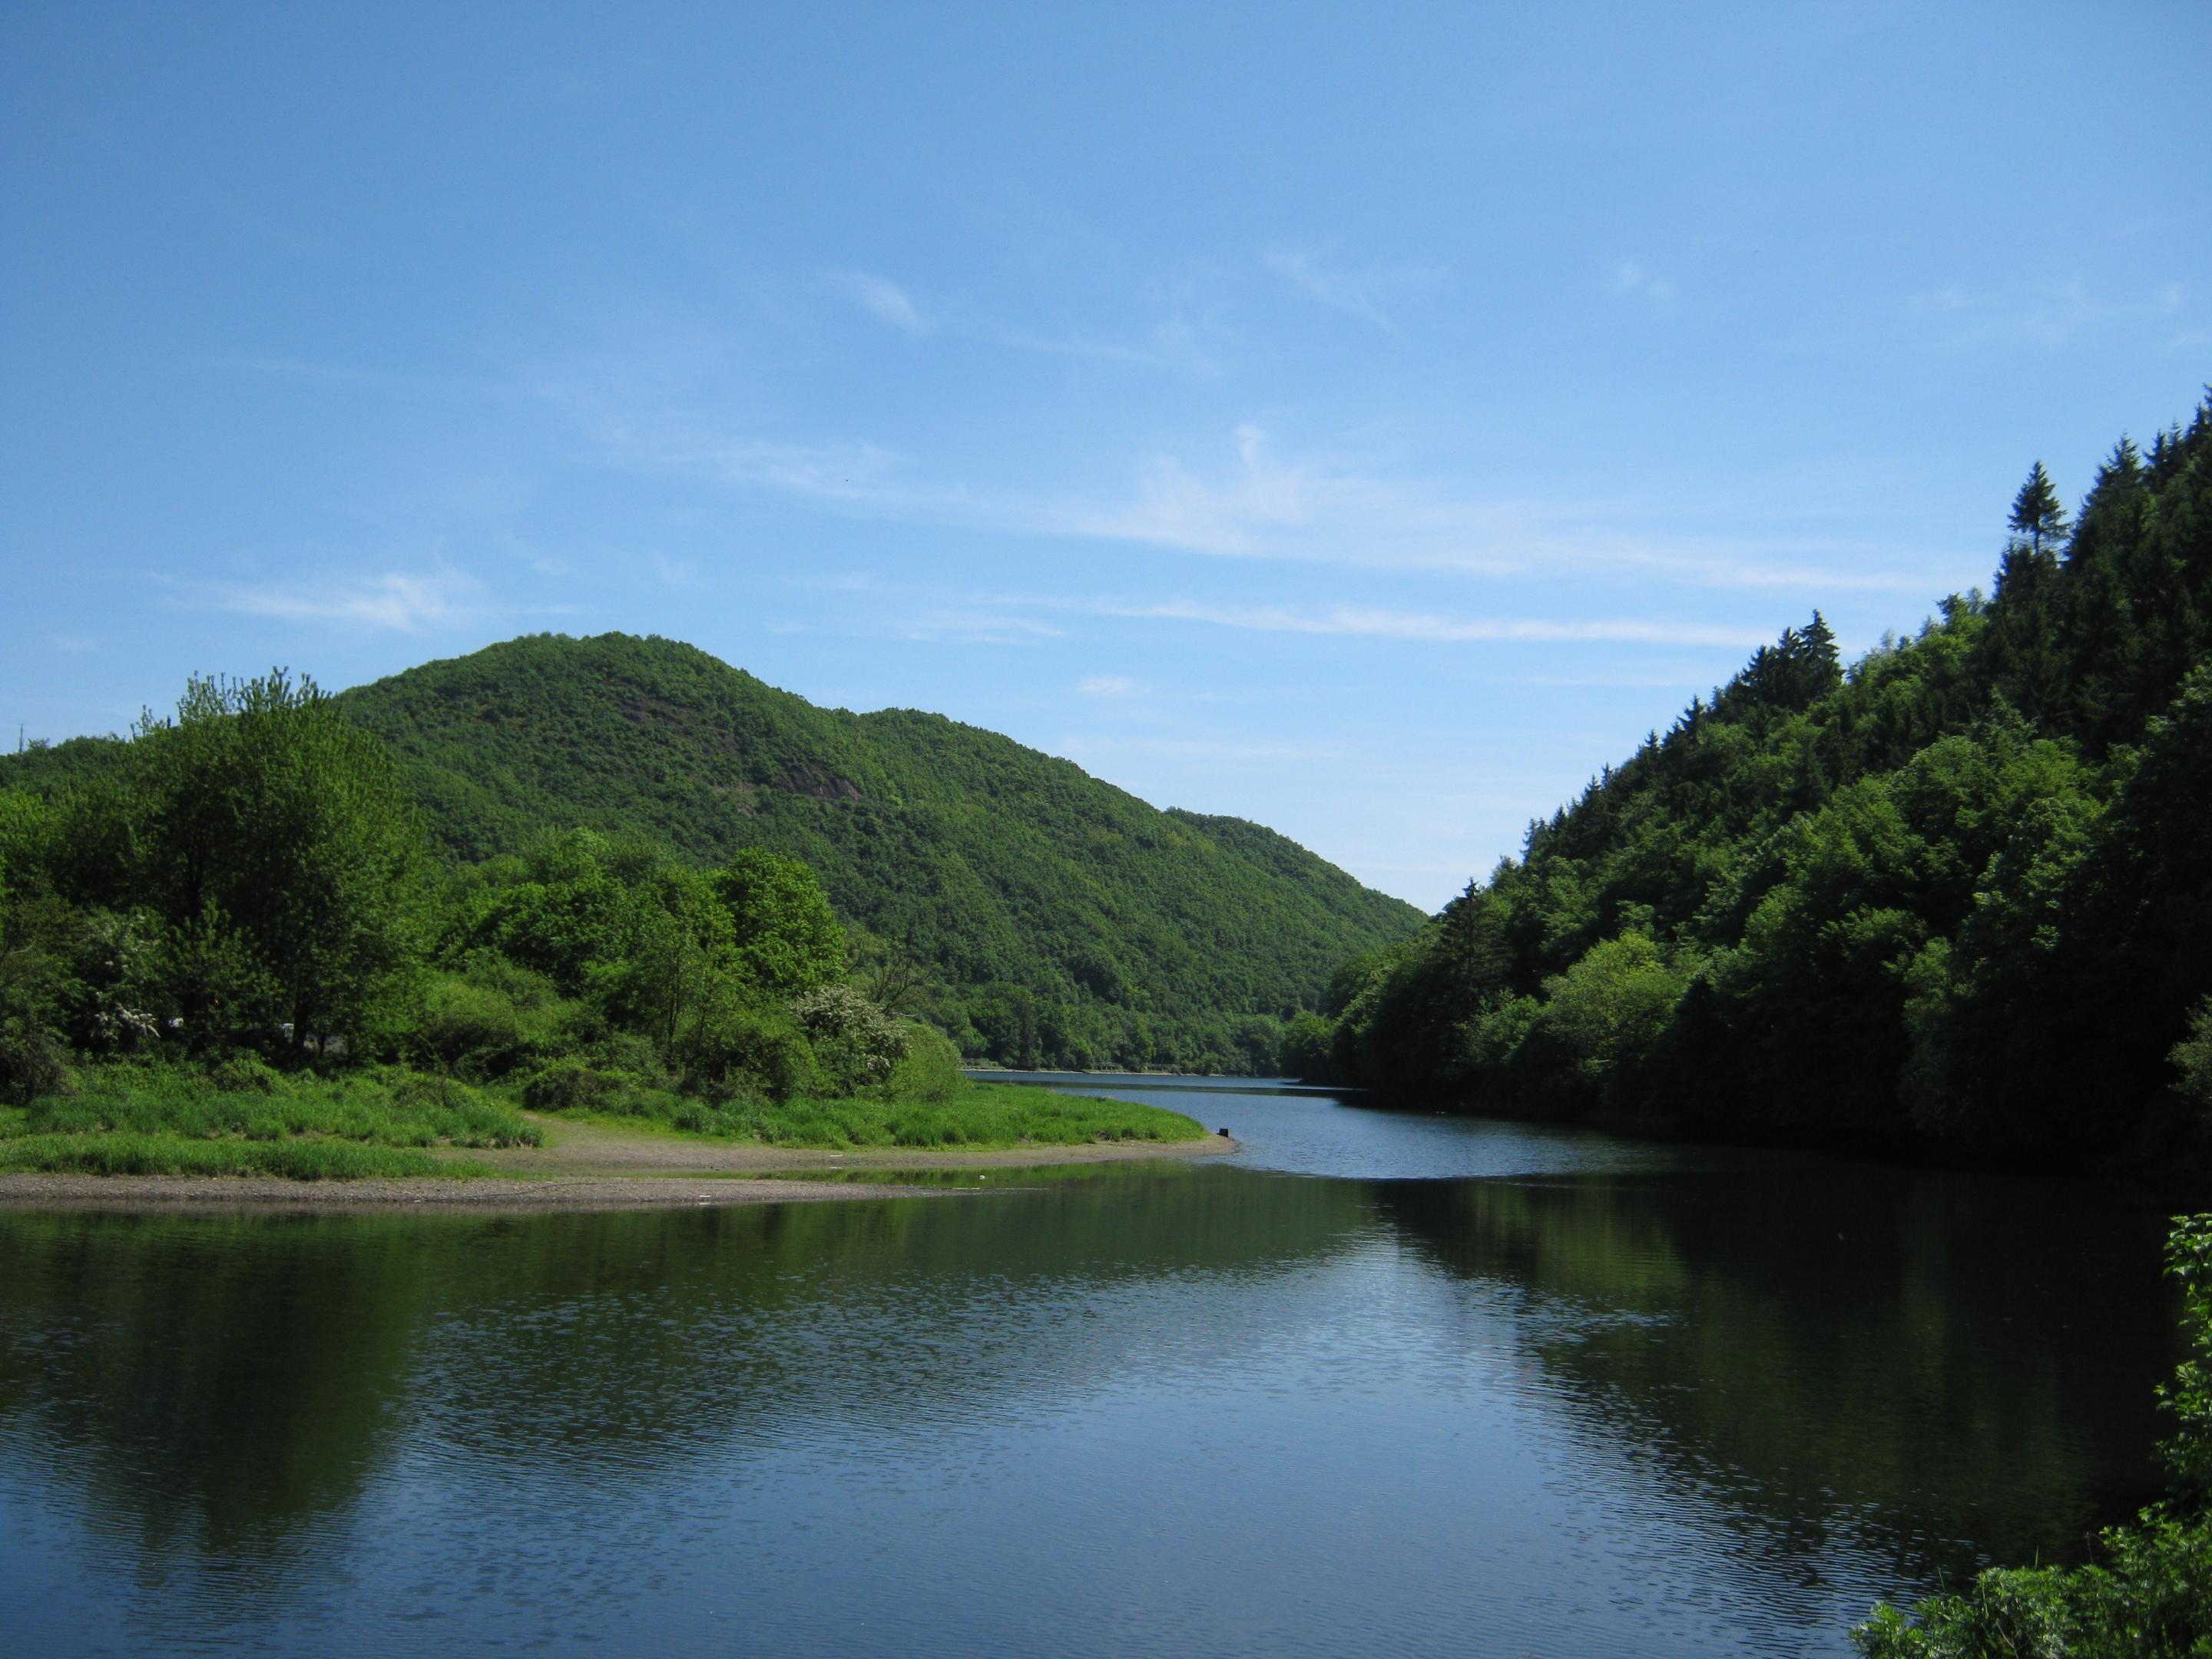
[0, 1078, 2177, 1657]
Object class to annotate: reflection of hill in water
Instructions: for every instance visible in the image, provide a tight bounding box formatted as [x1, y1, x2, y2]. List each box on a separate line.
[1373, 1163, 2174, 1588]
[0, 1168, 1371, 1573]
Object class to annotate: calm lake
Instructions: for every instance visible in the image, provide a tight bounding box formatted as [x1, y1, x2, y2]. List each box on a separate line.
[0, 1077, 2179, 1657]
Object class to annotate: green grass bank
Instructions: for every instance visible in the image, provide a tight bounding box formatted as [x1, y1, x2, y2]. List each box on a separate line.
[0, 1058, 1206, 1181]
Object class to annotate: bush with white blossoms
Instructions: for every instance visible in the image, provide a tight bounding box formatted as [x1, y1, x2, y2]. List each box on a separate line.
[787, 985, 908, 1094]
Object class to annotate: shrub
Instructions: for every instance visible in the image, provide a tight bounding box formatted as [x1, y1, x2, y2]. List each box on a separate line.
[588, 1030, 667, 1081]
[0, 1018, 70, 1106]
[409, 953, 591, 1078]
[410, 972, 522, 1070]
[207, 1051, 284, 1094]
[678, 1005, 822, 1104]
[871, 1022, 964, 1102]
[521, 1059, 626, 1113]
[790, 985, 906, 1094]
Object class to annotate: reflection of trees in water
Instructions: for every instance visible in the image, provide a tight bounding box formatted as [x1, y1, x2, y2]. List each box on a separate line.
[0, 1213, 437, 1560]
[1373, 1164, 2175, 1597]
[0, 1167, 1369, 1581]
[0, 1159, 2177, 1639]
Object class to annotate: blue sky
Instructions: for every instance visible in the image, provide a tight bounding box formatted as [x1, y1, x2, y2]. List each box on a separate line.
[3, 2, 2207, 910]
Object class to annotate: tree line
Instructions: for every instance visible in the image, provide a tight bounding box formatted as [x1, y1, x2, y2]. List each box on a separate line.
[0, 671, 963, 1108]
[1293, 393, 2212, 1171]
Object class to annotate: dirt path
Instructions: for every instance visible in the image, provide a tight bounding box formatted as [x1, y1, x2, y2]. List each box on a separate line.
[0, 1118, 1239, 1213]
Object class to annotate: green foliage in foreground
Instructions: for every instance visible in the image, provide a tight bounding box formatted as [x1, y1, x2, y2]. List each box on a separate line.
[0, 1060, 536, 1179]
[26, 1061, 541, 1147]
[1853, 1214, 2212, 1657]
[1309, 395, 2212, 1168]
[554, 1079, 1208, 1151]
[0, 1133, 462, 1181]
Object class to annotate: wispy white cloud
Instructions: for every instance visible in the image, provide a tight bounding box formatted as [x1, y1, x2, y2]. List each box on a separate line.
[651, 551, 701, 588]
[1047, 598, 1768, 649]
[1263, 245, 1443, 331]
[1613, 260, 1675, 303]
[831, 271, 930, 335]
[542, 355, 1955, 595]
[882, 609, 1065, 646]
[202, 570, 478, 632]
[985, 323, 1220, 378]
[672, 433, 913, 505]
[1908, 279, 2187, 348]
[784, 571, 1759, 655]
[1061, 733, 1351, 765]
[1077, 674, 1141, 697]
[1579, 539, 1938, 593]
[1073, 425, 1316, 556]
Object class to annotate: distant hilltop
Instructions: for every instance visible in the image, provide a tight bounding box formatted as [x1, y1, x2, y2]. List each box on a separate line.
[3, 632, 1423, 1072]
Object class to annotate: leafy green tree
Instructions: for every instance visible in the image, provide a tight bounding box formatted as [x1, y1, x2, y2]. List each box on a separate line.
[1534, 931, 1688, 1100]
[465, 830, 638, 994]
[129, 671, 429, 1049]
[710, 848, 846, 1002]
[1282, 1012, 1335, 1081]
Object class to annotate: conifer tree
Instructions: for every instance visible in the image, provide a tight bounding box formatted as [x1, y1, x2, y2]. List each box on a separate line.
[2008, 462, 2068, 556]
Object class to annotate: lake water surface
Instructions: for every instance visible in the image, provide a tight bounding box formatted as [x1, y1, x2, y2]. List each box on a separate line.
[0, 1078, 2180, 1657]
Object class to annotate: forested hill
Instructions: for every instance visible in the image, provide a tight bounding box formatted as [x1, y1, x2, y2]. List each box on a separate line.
[2, 634, 1419, 1071]
[1304, 392, 2212, 1174]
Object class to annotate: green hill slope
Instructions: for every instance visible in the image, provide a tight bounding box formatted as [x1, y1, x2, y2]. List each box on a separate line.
[4, 634, 1420, 1070]
[1312, 392, 2212, 1171]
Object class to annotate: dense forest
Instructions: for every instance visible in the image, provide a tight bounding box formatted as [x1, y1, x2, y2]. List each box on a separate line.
[0, 671, 963, 1124]
[1297, 394, 2212, 1174]
[0, 635, 1419, 1077]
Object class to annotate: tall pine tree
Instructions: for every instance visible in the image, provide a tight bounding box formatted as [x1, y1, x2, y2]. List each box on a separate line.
[2008, 461, 2068, 556]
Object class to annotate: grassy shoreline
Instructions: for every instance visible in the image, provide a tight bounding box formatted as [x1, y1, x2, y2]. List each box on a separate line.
[555, 1078, 1208, 1151]
[0, 1061, 1209, 1181]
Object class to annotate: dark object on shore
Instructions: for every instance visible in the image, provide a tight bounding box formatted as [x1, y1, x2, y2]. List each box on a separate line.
[1217, 1127, 1230, 1137]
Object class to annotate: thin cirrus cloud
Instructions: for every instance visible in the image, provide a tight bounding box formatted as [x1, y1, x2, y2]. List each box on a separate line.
[787, 571, 1766, 654]
[882, 608, 1065, 646]
[651, 551, 703, 588]
[1613, 260, 1675, 303]
[1263, 246, 1445, 332]
[201, 570, 478, 632]
[547, 359, 1949, 596]
[823, 267, 1218, 373]
[1908, 279, 2190, 349]
[180, 568, 579, 635]
[1025, 596, 1771, 649]
[831, 271, 931, 335]
[1077, 674, 1141, 697]
[1061, 733, 1353, 766]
